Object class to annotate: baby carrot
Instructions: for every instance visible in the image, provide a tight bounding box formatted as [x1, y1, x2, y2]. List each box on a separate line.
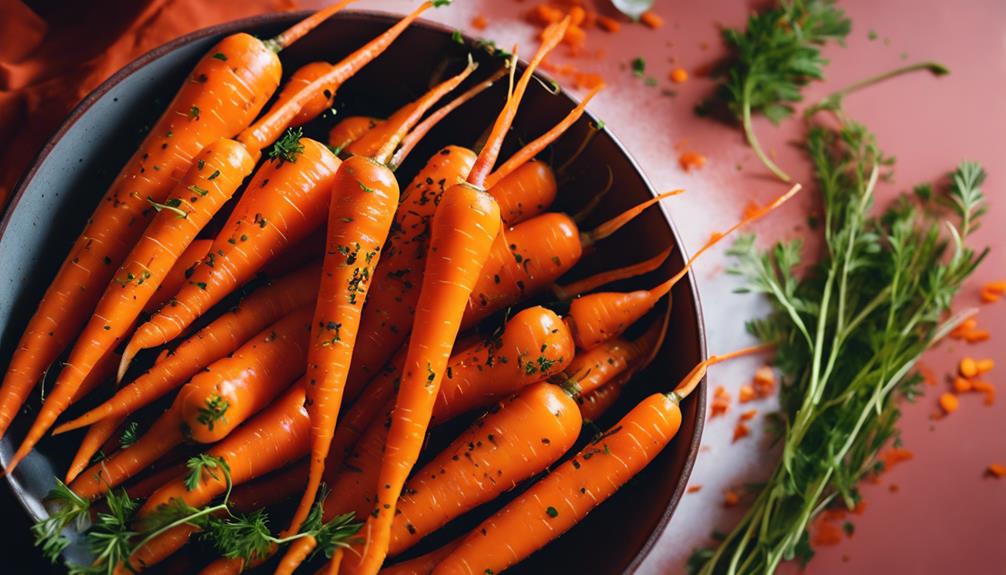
[330, 117, 385, 156]
[144, 239, 212, 314]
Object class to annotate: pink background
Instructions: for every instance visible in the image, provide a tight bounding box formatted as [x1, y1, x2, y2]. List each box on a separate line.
[306, 0, 1006, 573]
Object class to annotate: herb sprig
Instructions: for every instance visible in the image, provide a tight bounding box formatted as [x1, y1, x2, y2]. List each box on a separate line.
[269, 127, 305, 164]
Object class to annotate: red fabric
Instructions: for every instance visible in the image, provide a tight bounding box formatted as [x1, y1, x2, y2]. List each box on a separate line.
[0, 0, 298, 208]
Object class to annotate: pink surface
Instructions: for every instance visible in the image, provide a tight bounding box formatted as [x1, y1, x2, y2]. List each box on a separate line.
[316, 1, 1006, 572]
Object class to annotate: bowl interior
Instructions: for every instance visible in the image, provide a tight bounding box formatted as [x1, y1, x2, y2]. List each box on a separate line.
[0, 11, 705, 574]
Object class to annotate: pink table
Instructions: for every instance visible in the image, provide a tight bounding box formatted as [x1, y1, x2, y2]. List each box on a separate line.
[323, 1, 1006, 572]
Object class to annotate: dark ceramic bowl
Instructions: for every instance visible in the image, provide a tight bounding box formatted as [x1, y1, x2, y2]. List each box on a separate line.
[0, 10, 705, 574]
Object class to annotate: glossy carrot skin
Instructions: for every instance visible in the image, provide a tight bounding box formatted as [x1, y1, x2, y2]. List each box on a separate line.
[387, 382, 581, 558]
[377, 541, 460, 575]
[566, 291, 655, 350]
[577, 369, 632, 422]
[432, 393, 682, 575]
[292, 156, 400, 532]
[126, 138, 340, 356]
[360, 184, 501, 574]
[177, 306, 312, 443]
[276, 61, 341, 127]
[330, 116, 384, 155]
[144, 239, 213, 314]
[56, 262, 321, 432]
[489, 160, 557, 226]
[343, 146, 477, 398]
[0, 34, 280, 442]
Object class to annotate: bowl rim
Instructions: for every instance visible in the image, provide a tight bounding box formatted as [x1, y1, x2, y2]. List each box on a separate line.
[1, 9, 707, 573]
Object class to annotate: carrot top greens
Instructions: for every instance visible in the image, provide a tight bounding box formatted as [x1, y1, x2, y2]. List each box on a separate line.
[269, 127, 306, 164]
[691, 116, 988, 573]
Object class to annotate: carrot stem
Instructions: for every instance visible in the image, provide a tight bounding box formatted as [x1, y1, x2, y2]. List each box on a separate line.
[266, 0, 358, 51]
[554, 246, 673, 300]
[583, 189, 685, 247]
[672, 343, 775, 400]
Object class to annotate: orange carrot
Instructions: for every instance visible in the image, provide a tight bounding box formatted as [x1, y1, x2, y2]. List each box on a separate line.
[489, 160, 557, 226]
[5, 139, 256, 472]
[553, 246, 672, 300]
[330, 116, 385, 156]
[0, 0, 356, 445]
[55, 263, 321, 433]
[238, 2, 438, 154]
[144, 239, 213, 314]
[565, 184, 801, 349]
[68, 308, 311, 499]
[288, 156, 401, 535]
[376, 540, 461, 575]
[431, 346, 770, 575]
[121, 136, 341, 371]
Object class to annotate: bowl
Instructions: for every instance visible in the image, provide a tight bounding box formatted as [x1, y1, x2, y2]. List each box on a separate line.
[0, 10, 706, 574]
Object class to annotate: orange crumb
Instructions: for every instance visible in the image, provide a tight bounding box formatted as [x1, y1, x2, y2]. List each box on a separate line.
[889, 483, 900, 493]
[753, 366, 776, 397]
[976, 358, 995, 374]
[670, 67, 689, 83]
[939, 392, 959, 414]
[950, 318, 978, 340]
[732, 422, 750, 442]
[811, 520, 843, 546]
[852, 500, 867, 515]
[740, 408, 757, 421]
[741, 201, 762, 221]
[953, 377, 973, 393]
[984, 280, 1006, 294]
[880, 448, 914, 470]
[960, 357, 978, 378]
[562, 25, 586, 47]
[979, 287, 1001, 303]
[738, 385, 756, 403]
[723, 488, 740, 507]
[640, 11, 664, 29]
[568, 6, 586, 27]
[711, 385, 731, 417]
[687, 485, 703, 493]
[530, 4, 563, 25]
[964, 329, 990, 343]
[573, 71, 604, 90]
[596, 14, 620, 32]
[679, 150, 706, 172]
[471, 15, 488, 30]
[987, 463, 1006, 478]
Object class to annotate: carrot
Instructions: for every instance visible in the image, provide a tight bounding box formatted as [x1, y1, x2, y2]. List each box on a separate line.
[330, 116, 385, 156]
[553, 246, 672, 300]
[4, 140, 257, 472]
[0, 0, 357, 444]
[376, 540, 461, 575]
[483, 82, 603, 190]
[287, 156, 401, 536]
[238, 1, 439, 154]
[122, 382, 311, 573]
[390, 67, 508, 170]
[346, 57, 479, 162]
[68, 308, 312, 499]
[431, 345, 771, 575]
[566, 183, 801, 349]
[576, 369, 631, 422]
[120, 136, 341, 371]
[55, 262, 321, 433]
[486, 160, 557, 226]
[145, 239, 213, 314]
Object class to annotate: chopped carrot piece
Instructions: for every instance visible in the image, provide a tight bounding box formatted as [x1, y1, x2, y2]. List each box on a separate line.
[568, 6, 586, 27]
[979, 287, 1000, 303]
[964, 329, 991, 343]
[530, 4, 563, 25]
[711, 385, 731, 417]
[973, 381, 995, 405]
[640, 11, 664, 29]
[753, 366, 776, 397]
[562, 25, 587, 47]
[852, 500, 867, 515]
[950, 317, 978, 340]
[471, 15, 488, 30]
[960, 357, 978, 378]
[679, 151, 706, 172]
[732, 422, 750, 442]
[723, 488, 740, 507]
[880, 448, 914, 469]
[939, 392, 959, 414]
[984, 280, 1006, 294]
[573, 72, 604, 90]
[953, 377, 973, 393]
[670, 67, 689, 84]
[738, 384, 755, 403]
[687, 484, 702, 493]
[596, 15, 621, 32]
[740, 408, 757, 421]
[811, 519, 843, 546]
[987, 463, 1006, 478]
[976, 358, 995, 374]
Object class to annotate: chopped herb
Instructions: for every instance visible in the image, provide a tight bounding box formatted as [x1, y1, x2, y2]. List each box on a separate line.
[631, 57, 646, 77]
[451, 30, 464, 44]
[208, 169, 221, 180]
[119, 421, 139, 448]
[269, 127, 305, 164]
[212, 52, 228, 61]
[545, 506, 559, 518]
[196, 394, 229, 431]
[189, 105, 200, 120]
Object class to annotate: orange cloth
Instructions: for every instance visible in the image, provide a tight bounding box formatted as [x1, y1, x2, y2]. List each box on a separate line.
[0, 0, 297, 208]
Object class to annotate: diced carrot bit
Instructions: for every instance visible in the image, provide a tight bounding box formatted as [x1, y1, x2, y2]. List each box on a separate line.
[574, 72, 605, 90]
[960, 357, 978, 378]
[987, 463, 1006, 478]
[596, 15, 621, 32]
[980, 288, 1000, 303]
[471, 15, 488, 30]
[732, 422, 750, 442]
[811, 519, 843, 546]
[976, 358, 995, 374]
[852, 500, 867, 515]
[964, 329, 991, 343]
[740, 408, 757, 421]
[950, 317, 978, 339]
[953, 377, 973, 393]
[531, 4, 563, 25]
[880, 448, 914, 469]
[687, 484, 702, 493]
[723, 488, 740, 507]
[568, 6, 586, 27]
[939, 392, 959, 414]
[562, 25, 587, 47]
[985, 280, 1006, 294]
[670, 67, 689, 84]
[753, 366, 776, 397]
[822, 508, 847, 522]
[640, 11, 664, 29]
[738, 385, 756, 403]
[679, 150, 706, 172]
